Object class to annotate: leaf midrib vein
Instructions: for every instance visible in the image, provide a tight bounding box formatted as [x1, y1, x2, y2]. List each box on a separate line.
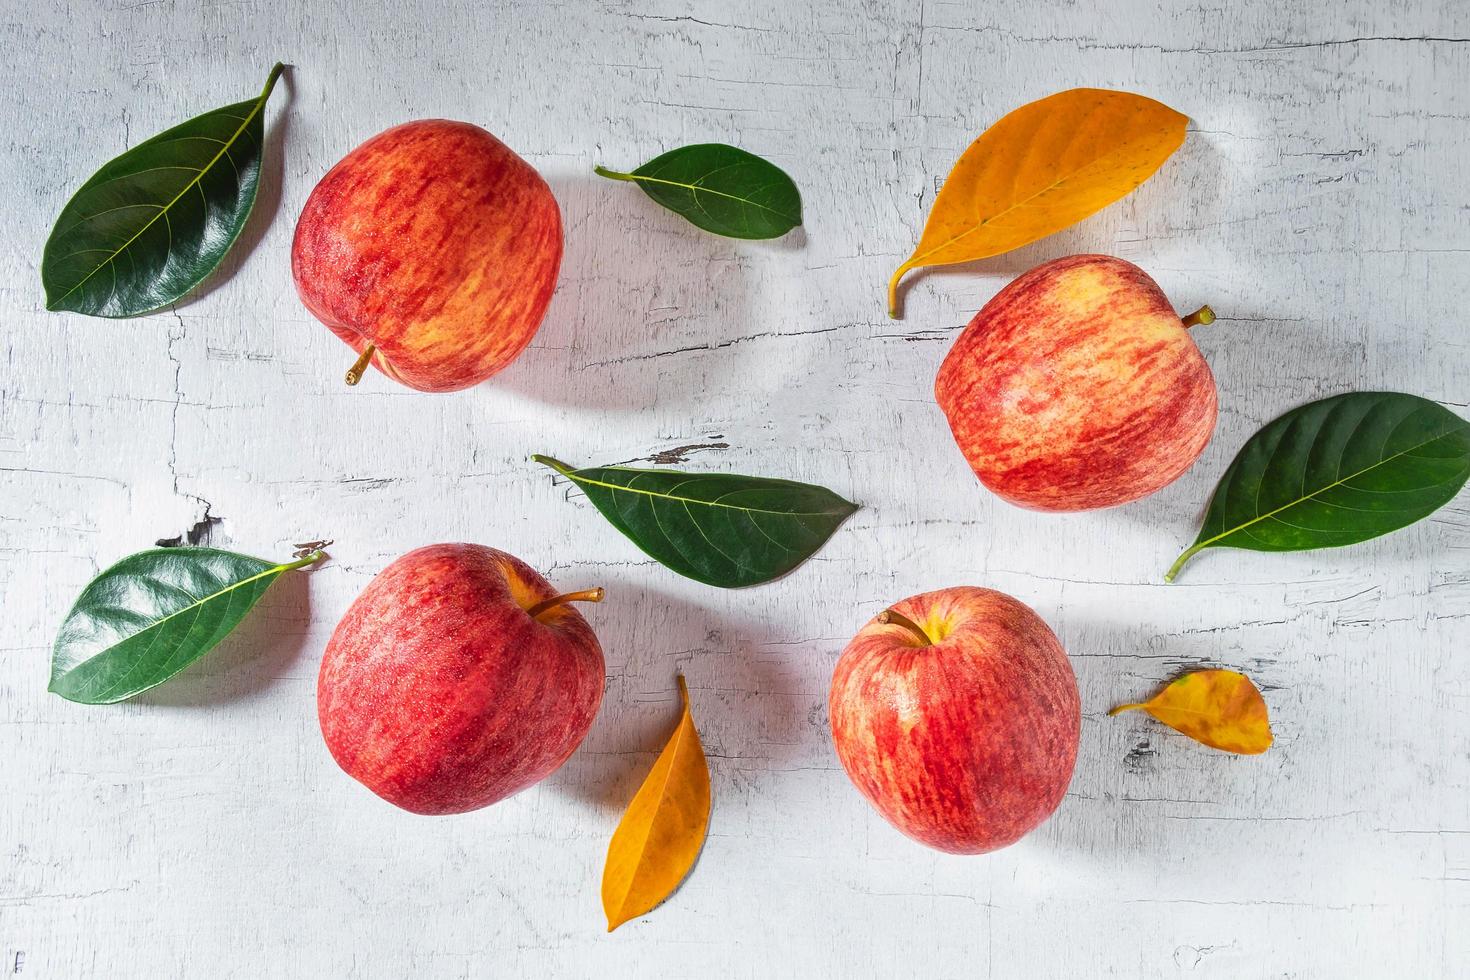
[906, 127, 1156, 267]
[47, 83, 271, 309]
[609, 713, 695, 915]
[632, 171, 796, 220]
[58, 560, 283, 689]
[572, 471, 847, 517]
[1195, 424, 1467, 554]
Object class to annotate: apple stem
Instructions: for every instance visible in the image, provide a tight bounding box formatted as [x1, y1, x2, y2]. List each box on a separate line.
[343, 345, 376, 387]
[345, 344, 377, 386]
[527, 587, 606, 620]
[877, 609, 933, 646]
[1181, 305, 1216, 329]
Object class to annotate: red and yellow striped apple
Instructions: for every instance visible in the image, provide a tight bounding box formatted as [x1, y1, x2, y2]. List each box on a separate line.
[292, 120, 562, 392]
[935, 254, 1217, 511]
[829, 587, 1079, 854]
[317, 544, 603, 815]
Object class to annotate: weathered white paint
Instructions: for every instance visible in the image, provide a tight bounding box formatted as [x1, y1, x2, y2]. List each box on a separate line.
[3, 1, 1468, 976]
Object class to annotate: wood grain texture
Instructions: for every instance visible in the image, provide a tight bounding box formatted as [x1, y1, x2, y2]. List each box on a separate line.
[2, 0, 1467, 976]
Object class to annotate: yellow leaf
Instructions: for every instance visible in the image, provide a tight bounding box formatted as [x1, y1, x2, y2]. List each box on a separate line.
[601, 675, 711, 932]
[1109, 669, 1273, 754]
[887, 88, 1188, 316]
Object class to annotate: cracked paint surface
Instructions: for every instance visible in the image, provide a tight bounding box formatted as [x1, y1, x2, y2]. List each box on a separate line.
[1, 1, 1468, 977]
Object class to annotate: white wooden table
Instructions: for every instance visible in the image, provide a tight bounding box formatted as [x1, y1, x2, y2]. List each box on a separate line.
[3, 1, 1467, 976]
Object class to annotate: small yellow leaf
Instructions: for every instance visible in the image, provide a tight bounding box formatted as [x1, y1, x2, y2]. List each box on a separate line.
[1109, 669, 1272, 754]
[601, 675, 711, 932]
[888, 88, 1187, 316]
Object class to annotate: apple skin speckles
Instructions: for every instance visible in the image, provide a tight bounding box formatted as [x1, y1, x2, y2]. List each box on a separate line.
[935, 254, 1217, 511]
[829, 587, 1080, 855]
[292, 120, 563, 392]
[317, 544, 603, 815]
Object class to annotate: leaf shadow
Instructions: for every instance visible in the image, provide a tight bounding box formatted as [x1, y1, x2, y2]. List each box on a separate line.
[130, 566, 317, 708]
[891, 221, 1112, 315]
[178, 63, 296, 309]
[889, 127, 1230, 317]
[1029, 607, 1285, 866]
[762, 224, 808, 252]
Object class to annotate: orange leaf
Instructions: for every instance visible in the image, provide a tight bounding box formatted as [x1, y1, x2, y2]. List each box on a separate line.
[888, 88, 1187, 316]
[1109, 669, 1272, 754]
[601, 675, 711, 931]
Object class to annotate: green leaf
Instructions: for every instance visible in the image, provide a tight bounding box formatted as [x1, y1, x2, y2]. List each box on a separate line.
[42, 63, 285, 317]
[534, 455, 856, 588]
[595, 143, 801, 239]
[50, 546, 322, 704]
[1167, 393, 1470, 581]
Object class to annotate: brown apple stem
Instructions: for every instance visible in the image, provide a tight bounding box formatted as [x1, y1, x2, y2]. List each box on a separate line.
[345, 344, 377, 386]
[1181, 305, 1216, 329]
[877, 609, 933, 646]
[527, 587, 606, 620]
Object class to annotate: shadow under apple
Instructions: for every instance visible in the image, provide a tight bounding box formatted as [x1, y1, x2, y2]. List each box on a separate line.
[542, 575, 839, 816]
[493, 167, 802, 416]
[1082, 311, 1370, 578]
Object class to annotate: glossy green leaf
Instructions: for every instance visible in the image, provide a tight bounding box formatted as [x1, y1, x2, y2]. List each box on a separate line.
[1167, 393, 1470, 581]
[534, 455, 856, 588]
[50, 546, 322, 704]
[595, 143, 801, 239]
[42, 63, 285, 317]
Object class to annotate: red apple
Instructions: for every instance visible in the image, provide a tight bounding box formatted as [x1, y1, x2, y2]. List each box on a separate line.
[829, 587, 1079, 854]
[935, 254, 1217, 511]
[317, 544, 604, 814]
[292, 120, 562, 392]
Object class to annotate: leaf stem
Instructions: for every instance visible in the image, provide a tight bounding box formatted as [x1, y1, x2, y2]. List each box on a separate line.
[261, 62, 287, 102]
[1181, 305, 1216, 329]
[877, 609, 933, 646]
[1164, 544, 1204, 583]
[278, 550, 326, 573]
[594, 165, 636, 182]
[1107, 703, 1145, 717]
[531, 454, 575, 476]
[886, 263, 912, 319]
[527, 587, 605, 620]
[345, 344, 376, 386]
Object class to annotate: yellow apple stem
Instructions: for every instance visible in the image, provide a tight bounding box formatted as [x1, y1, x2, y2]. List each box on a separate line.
[1181, 305, 1216, 329]
[877, 609, 932, 646]
[528, 587, 606, 620]
[345, 344, 377, 386]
